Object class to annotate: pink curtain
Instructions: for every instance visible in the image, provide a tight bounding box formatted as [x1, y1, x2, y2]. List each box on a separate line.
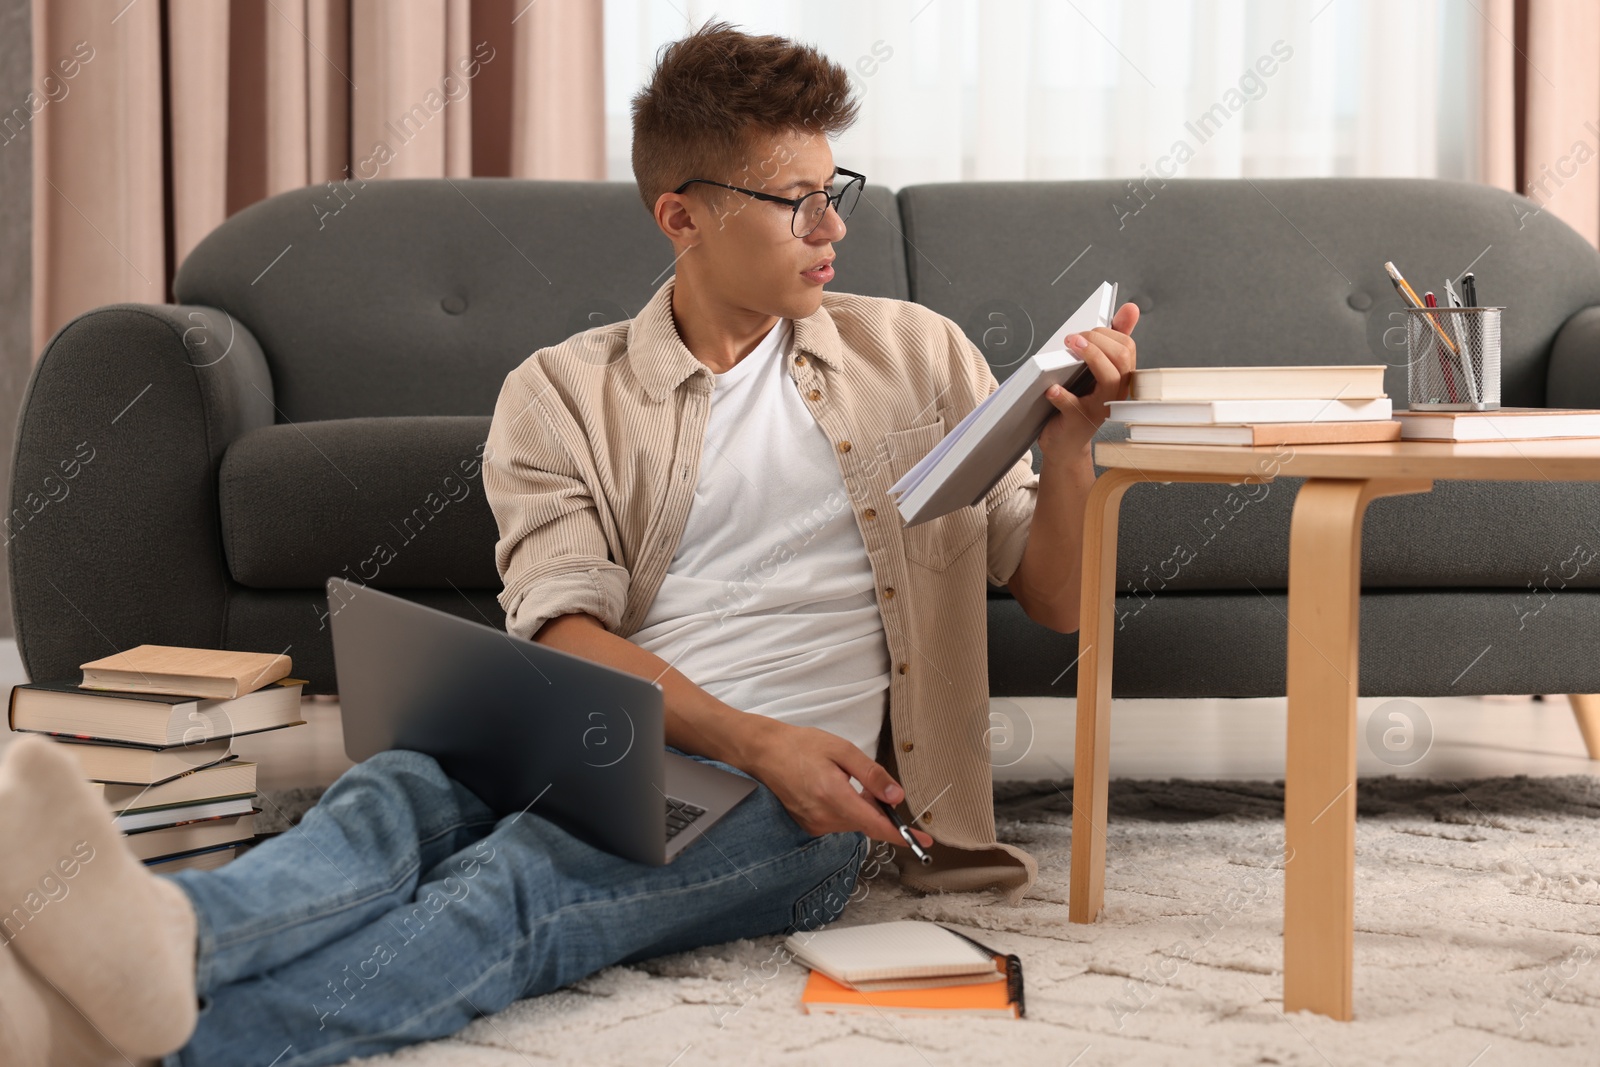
[31, 0, 606, 359]
[1481, 0, 1600, 247]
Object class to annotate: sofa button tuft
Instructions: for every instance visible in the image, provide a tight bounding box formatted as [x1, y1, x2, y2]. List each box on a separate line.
[442, 296, 467, 314]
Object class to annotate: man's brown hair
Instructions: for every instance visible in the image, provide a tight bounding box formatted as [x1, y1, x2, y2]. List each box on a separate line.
[630, 20, 860, 216]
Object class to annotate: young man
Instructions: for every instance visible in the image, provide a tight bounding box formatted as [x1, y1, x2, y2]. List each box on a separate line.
[0, 20, 1135, 1067]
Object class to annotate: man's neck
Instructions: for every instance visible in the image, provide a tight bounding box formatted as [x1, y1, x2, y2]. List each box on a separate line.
[670, 278, 782, 375]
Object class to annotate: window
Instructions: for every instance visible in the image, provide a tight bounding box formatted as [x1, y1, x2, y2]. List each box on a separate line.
[604, 0, 1482, 189]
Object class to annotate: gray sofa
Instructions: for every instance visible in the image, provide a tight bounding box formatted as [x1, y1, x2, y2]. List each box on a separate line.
[12, 177, 1600, 703]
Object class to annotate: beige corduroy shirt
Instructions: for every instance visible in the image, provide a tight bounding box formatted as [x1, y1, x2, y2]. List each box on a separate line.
[482, 275, 1043, 904]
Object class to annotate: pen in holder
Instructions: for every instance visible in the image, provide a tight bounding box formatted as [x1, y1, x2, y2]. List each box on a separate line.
[1404, 306, 1501, 410]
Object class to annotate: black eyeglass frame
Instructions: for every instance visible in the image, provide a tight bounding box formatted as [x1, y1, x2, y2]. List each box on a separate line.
[671, 167, 866, 237]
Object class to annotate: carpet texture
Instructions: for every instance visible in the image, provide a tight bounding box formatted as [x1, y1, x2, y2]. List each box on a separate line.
[244, 776, 1600, 1066]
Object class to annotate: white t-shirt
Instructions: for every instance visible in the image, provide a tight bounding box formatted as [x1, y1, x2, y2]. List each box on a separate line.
[628, 316, 892, 760]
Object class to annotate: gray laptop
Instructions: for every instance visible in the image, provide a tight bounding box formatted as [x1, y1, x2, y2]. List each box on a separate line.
[325, 578, 756, 865]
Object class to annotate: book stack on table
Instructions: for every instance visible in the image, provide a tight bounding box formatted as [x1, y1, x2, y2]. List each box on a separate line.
[7, 645, 308, 873]
[1108, 365, 1400, 446]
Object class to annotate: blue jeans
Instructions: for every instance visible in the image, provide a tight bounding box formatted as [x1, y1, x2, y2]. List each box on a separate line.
[158, 748, 869, 1067]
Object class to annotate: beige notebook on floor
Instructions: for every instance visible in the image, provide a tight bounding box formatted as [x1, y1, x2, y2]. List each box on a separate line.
[783, 920, 1003, 991]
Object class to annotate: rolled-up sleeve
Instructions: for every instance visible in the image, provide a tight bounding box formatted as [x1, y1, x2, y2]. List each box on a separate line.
[482, 362, 631, 640]
[940, 318, 1040, 588]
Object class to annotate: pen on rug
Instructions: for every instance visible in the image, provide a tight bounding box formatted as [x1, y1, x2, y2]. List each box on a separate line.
[877, 797, 933, 864]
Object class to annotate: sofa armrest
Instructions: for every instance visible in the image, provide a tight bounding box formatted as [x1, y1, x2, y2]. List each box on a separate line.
[8, 305, 275, 683]
[1545, 305, 1600, 408]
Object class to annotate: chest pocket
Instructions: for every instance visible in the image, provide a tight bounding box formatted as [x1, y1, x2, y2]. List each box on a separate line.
[883, 418, 987, 572]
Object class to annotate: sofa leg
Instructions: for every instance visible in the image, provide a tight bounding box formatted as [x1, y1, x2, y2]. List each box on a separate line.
[1568, 695, 1600, 760]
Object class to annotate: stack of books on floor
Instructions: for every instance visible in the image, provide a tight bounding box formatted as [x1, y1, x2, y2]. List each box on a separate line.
[7, 645, 307, 873]
[1108, 364, 1401, 446]
[785, 920, 1024, 1018]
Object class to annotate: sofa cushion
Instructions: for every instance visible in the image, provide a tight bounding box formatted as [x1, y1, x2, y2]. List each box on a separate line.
[1110, 471, 1600, 593]
[220, 417, 500, 589]
[175, 180, 909, 423]
[987, 587, 1600, 700]
[225, 413, 1600, 597]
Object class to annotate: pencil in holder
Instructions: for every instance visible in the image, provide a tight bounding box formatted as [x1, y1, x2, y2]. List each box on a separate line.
[1404, 306, 1501, 411]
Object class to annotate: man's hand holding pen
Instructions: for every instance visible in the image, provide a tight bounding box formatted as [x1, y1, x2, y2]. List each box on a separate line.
[741, 717, 935, 852]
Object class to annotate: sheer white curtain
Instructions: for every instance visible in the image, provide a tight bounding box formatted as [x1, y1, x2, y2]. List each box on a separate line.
[604, 0, 1482, 188]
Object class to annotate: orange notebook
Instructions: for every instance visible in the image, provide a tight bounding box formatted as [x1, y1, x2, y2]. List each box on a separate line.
[799, 929, 1024, 1018]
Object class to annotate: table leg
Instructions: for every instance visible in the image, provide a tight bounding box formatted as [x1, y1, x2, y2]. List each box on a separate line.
[1069, 468, 1262, 924]
[1069, 467, 1140, 924]
[1282, 476, 1431, 1019]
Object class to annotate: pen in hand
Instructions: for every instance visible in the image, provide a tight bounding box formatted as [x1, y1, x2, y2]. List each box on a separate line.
[876, 797, 933, 865]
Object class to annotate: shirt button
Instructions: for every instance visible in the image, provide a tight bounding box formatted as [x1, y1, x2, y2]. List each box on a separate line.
[864, 507, 876, 520]
[897, 662, 908, 674]
[794, 354, 807, 366]
[838, 440, 852, 453]
[901, 741, 914, 753]
[921, 811, 933, 824]
[808, 388, 821, 401]
[883, 586, 895, 599]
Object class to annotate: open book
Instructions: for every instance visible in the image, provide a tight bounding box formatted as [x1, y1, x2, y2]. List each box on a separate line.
[888, 281, 1118, 527]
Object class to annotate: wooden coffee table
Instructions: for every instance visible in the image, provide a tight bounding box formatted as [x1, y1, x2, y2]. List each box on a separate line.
[1067, 438, 1600, 1020]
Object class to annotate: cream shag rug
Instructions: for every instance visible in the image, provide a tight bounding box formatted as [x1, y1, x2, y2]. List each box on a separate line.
[249, 777, 1600, 1066]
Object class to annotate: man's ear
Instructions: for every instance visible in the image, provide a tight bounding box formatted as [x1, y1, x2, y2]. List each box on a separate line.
[655, 192, 700, 247]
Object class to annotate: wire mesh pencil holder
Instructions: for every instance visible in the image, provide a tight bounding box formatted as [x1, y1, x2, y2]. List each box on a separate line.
[1404, 306, 1501, 411]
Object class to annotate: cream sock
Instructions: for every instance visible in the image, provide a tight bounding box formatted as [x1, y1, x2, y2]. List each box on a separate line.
[0, 942, 52, 1066]
[1, 941, 159, 1066]
[0, 735, 199, 1058]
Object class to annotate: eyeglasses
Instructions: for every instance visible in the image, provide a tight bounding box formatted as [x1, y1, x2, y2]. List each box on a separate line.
[672, 167, 866, 238]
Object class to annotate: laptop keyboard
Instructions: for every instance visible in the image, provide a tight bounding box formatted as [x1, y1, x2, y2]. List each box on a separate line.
[665, 796, 708, 841]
